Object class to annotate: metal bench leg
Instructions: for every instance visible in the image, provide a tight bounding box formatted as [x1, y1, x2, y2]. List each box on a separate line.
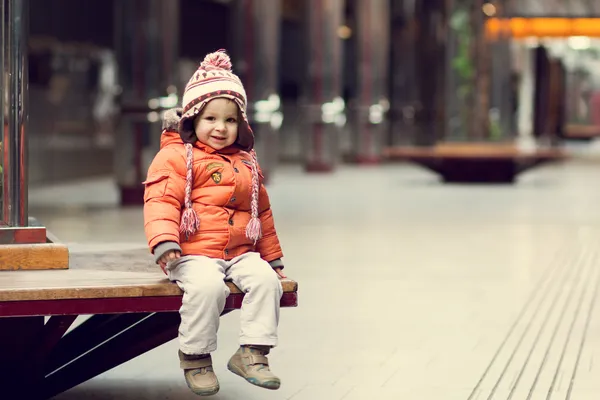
[0, 316, 45, 399]
[38, 315, 78, 358]
[45, 313, 150, 375]
[43, 312, 181, 399]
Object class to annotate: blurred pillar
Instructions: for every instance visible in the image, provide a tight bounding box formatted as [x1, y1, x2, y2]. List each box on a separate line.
[416, 0, 446, 145]
[389, 0, 446, 147]
[302, 0, 345, 172]
[348, 0, 390, 163]
[489, 1, 515, 142]
[114, 0, 179, 205]
[231, 0, 282, 182]
[389, 0, 418, 147]
[516, 44, 534, 144]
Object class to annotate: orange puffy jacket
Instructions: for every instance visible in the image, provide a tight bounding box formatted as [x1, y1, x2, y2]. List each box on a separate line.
[143, 127, 283, 264]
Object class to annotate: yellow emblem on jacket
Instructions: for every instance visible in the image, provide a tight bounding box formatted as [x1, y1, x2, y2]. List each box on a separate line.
[211, 171, 222, 184]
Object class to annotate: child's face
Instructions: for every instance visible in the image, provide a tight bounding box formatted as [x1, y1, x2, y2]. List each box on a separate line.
[193, 98, 239, 150]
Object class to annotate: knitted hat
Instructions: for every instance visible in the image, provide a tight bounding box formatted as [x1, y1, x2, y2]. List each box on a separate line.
[176, 49, 262, 244]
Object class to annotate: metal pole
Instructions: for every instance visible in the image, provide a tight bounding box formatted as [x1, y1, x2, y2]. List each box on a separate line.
[3, 0, 28, 226]
[1, 2, 4, 223]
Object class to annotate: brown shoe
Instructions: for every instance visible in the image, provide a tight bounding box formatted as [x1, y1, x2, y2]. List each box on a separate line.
[227, 346, 280, 390]
[179, 350, 219, 396]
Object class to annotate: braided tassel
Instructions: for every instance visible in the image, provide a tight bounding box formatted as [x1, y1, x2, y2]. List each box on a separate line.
[180, 143, 200, 239]
[245, 149, 262, 244]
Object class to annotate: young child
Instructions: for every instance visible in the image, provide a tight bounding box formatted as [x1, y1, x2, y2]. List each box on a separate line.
[143, 49, 286, 396]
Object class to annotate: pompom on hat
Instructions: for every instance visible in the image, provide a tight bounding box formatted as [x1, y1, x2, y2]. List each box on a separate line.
[176, 49, 262, 244]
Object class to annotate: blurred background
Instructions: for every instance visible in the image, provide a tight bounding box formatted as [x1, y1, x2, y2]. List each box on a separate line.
[4, 0, 600, 399]
[16, 0, 600, 194]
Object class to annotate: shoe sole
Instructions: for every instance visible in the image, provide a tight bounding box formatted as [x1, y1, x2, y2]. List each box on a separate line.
[227, 361, 281, 390]
[186, 381, 220, 396]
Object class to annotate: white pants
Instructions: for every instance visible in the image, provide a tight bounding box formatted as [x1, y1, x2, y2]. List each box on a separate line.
[167, 252, 283, 355]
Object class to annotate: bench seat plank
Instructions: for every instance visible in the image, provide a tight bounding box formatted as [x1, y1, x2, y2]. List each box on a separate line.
[0, 248, 297, 302]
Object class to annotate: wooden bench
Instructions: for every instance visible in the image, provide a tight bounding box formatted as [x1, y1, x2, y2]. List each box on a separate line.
[563, 124, 600, 140]
[0, 248, 298, 399]
[384, 142, 567, 183]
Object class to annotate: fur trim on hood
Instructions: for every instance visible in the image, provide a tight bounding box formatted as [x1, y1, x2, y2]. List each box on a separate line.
[162, 108, 183, 132]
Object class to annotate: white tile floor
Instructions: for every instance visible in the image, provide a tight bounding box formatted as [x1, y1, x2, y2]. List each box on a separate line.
[30, 159, 600, 400]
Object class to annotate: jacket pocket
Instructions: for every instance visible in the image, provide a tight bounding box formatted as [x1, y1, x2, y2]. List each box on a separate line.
[143, 173, 169, 202]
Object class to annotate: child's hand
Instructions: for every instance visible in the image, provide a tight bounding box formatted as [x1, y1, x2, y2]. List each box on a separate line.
[274, 267, 286, 279]
[158, 250, 181, 273]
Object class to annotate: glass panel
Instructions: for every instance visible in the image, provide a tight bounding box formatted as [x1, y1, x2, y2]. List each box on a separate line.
[562, 38, 600, 137]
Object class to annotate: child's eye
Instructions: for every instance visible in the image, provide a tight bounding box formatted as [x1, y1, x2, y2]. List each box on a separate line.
[227, 118, 237, 123]
[205, 116, 216, 121]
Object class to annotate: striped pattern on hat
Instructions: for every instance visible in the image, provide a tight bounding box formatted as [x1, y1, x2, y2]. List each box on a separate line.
[181, 50, 247, 124]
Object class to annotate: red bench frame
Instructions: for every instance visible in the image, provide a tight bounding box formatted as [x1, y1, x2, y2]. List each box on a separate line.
[0, 292, 298, 399]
